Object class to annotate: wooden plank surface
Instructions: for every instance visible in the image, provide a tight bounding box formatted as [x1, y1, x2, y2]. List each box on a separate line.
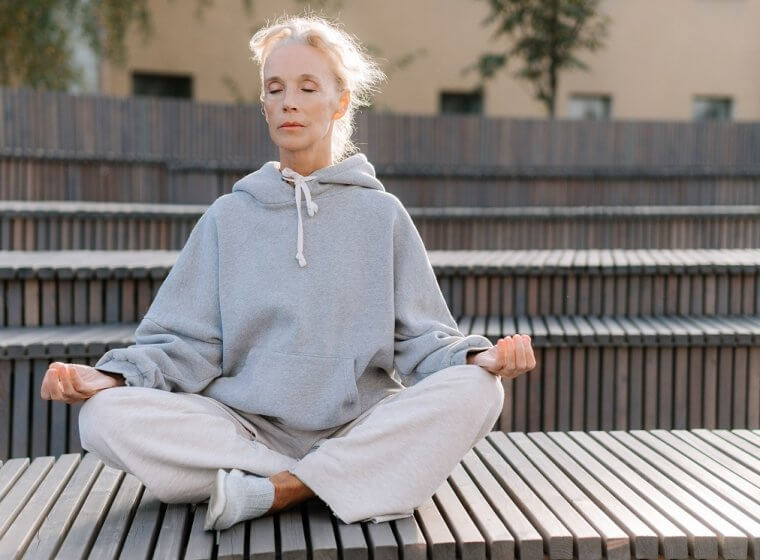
[1, 429, 755, 558]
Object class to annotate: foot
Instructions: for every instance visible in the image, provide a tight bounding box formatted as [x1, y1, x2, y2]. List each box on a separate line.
[204, 468, 275, 532]
[204, 468, 235, 531]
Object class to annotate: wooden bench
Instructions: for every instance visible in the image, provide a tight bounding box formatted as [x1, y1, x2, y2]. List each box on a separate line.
[0, 429, 758, 559]
[5, 200, 760, 250]
[6, 144, 760, 208]
[2, 319, 758, 461]
[0, 200, 203, 251]
[3, 248, 760, 327]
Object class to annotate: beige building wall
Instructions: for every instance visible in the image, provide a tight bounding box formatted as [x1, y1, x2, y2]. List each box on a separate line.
[99, 0, 760, 120]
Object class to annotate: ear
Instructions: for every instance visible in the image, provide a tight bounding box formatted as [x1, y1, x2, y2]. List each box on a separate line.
[333, 89, 350, 119]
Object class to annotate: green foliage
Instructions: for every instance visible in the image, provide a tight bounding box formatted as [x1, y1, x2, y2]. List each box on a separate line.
[0, 0, 253, 91]
[465, 0, 610, 117]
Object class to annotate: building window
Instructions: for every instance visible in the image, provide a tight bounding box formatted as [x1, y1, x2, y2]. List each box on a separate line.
[133, 72, 193, 99]
[568, 94, 612, 119]
[440, 88, 483, 114]
[693, 96, 732, 120]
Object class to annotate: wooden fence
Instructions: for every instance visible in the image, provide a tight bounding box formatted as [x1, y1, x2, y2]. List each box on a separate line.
[3, 86, 760, 204]
[3, 86, 760, 167]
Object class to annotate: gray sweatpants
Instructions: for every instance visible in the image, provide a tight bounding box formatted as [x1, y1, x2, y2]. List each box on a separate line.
[78, 363, 504, 525]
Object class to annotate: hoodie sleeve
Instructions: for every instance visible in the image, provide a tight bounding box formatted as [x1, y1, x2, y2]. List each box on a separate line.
[392, 202, 493, 387]
[93, 205, 223, 393]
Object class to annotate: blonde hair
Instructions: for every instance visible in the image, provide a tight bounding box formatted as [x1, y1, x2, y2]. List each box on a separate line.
[249, 12, 386, 163]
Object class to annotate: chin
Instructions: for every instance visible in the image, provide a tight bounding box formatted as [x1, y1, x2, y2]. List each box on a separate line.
[275, 138, 312, 151]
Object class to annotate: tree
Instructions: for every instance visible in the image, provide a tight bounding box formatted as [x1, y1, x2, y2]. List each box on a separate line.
[465, 0, 610, 118]
[0, 0, 252, 91]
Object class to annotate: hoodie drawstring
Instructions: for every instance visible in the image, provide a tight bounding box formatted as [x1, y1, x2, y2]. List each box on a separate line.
[280, 167, 319, 267]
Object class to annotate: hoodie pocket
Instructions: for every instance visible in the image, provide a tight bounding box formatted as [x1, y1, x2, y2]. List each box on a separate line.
[239, 346, 361, 431]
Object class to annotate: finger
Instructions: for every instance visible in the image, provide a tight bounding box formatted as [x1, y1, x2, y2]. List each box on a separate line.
[60, 364, 87, 401]
[59, 364, 83, 403]
[504, 336, 516, 372]
[527, 351, 537, 370]
[496, 338, 507, 369]
[514, 335, 527, 370]
[523, 335, 537, 369]
[41, 364, 55, 399]
[59, 364, 79, 403]
[489, 338, 505, 376]
[41, 362, 60, 400]
[67, 364, 93, 397]
[40, 373, 50, 400]
[48, 364, 65, 401]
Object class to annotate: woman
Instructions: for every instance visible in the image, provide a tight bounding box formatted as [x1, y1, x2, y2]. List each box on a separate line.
[40, 13, 536, 540]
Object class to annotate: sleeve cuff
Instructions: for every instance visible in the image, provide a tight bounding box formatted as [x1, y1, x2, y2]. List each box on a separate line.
[94, 350, 147, 388]
[449, 335, 493, 367]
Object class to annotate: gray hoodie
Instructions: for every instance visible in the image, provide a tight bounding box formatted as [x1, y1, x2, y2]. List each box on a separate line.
[94, 152, 494, 431]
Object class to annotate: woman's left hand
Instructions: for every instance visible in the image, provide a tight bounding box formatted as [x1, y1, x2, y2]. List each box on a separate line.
[470, 334, 537, 379]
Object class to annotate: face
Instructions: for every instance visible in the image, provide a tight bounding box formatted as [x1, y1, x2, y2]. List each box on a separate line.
[261, 41, 350, 157]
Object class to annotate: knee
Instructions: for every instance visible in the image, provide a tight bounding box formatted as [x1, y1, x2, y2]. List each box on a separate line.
[473, 365, 504, 423]
[78, 387, 135, 450]
[460, 365, 504, 438]
[441, 364, 504, 420]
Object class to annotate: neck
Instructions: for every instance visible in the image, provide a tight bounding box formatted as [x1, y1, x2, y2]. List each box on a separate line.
[278, 148, 333, 177]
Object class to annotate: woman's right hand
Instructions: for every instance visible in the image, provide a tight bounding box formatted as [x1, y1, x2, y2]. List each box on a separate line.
[40, 362, 124, 404]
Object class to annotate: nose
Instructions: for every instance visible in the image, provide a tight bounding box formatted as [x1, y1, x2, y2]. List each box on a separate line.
[282, 89, 297, 111]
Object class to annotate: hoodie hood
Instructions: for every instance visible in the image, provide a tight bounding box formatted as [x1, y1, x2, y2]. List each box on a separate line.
[232, 152, 385, 267]
[232, 152, 384, 205]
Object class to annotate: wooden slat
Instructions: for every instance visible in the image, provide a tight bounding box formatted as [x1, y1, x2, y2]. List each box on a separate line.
[460, 448, 544, 559]
[448, 462, 514, 559]
[474, 434, 573, 558]
[303, 499, 340, 559]
[414, 492, 456, 559]
[245, 513, 276, 560]
[386, 516, 428, 560]
[0, 457, 56, 539]
[153, 502, 192, 558]
[691, 429, 760, 472]
[433, 476, 486, 559]
[712, 429, 760, 459]
[528, 432, 658, 558]
[508, 433, 630, 560]
[118, 486, 163, 558]
[611, 431, 755, 558]
[363, 512, 399, 558]
[0, 454, 80, 557]
[56, 463, 134, 559]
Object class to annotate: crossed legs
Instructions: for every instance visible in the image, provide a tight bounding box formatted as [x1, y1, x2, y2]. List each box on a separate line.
[78, 364, 504, 526]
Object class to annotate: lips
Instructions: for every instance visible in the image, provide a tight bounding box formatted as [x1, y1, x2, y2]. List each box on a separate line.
[280, 123, 304, 128]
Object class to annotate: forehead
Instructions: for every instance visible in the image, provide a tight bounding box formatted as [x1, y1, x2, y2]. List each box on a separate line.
[263, 42, 332, 82]
[264, 72, 322, 84]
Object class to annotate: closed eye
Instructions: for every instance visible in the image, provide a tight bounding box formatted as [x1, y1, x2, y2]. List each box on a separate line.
[268, 89, 316, 93]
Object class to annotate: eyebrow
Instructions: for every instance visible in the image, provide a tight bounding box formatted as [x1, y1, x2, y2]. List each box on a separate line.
[265, 74, 321, 85]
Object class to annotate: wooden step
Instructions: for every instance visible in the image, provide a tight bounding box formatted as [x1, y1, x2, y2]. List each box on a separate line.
[1, 318, 757, 460]
[3, 315, 760, 359]
[5, 200, 760, 250]
[0, 429, 758, 559]
[3, 249, 760, 326]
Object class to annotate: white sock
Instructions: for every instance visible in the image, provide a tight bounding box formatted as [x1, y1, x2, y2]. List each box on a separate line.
[204, 468, 276, 531]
